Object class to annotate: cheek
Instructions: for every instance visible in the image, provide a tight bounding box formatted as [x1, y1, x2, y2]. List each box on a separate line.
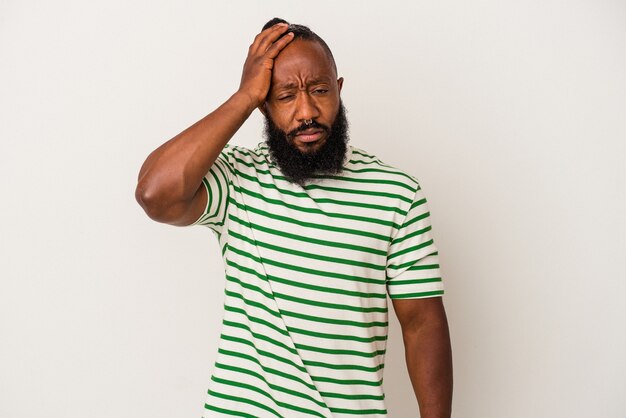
[268, 106, 295, 130]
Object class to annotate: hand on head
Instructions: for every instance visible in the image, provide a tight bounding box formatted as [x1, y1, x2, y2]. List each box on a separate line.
[238, 23, 294, 109]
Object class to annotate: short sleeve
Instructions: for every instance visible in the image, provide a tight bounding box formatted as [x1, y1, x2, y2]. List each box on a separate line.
[188, 145, 235, 234]
[386, 185, 444, 299]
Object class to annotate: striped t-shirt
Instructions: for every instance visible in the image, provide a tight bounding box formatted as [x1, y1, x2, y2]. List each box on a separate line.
[191, 141, 444, 417]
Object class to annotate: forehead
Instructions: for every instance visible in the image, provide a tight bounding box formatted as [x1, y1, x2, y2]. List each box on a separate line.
[271, 39, 336, 87]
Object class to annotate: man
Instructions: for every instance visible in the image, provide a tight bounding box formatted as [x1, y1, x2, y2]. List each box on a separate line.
[136, 18, 452, 418]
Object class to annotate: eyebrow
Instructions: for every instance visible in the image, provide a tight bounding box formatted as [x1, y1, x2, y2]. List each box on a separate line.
[275, 78, 332, 90]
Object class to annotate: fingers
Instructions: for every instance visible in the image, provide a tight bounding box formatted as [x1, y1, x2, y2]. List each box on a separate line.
[250, 23, 290, 55]
[264, 31, 294, 59]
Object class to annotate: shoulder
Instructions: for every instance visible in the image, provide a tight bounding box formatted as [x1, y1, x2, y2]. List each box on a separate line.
[345, 145, 421, 194]
[219, 143, 271, 169]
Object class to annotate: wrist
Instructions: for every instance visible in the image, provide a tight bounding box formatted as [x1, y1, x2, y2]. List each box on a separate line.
[231, 90, 262, 115]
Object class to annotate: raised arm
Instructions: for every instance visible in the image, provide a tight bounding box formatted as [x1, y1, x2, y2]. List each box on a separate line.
[135, 23, 294, 226]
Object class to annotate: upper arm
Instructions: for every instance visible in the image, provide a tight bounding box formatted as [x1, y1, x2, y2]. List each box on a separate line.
[391, 296, 447, 333]
[136, 146, 234, 229]
[181, 147, 234, 232]
[135, 181, 208, 227]
[386, 183, 448, 333]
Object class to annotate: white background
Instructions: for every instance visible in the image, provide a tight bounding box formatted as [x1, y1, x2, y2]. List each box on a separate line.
[1, 1, 625, 417]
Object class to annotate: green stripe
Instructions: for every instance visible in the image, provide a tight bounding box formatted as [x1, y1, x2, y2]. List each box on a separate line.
[227, 290, 388, 333]
[216, 352, 318, 395]
[310, 174, 416, 192]
[195, 167, 228, 229]
[216, 149, 237, 176]
[387, 277, 442, 286]
[224, 290, 388, 332]
[223, 320, 297, 355]
[230, 214, 387, 256]
[234, 167, 411, 203]
[388, 239, 435, 261]
[330, 406, 388, 415]
[409, 197, 427, 209]
[235, 147, 416, 197]
[303, 359, 384, 373]
[211, 373, 327, 416]
[229, 229, 386, 271]
[212, 158, 231, 221]
[303, 183, 412, 203]
[204, 404, 257, 418]
[342, 165, 417, 184]
[307, 196, 405, 214]
[233, 165, 408, 211]
[218, 340, 388, 406]
[207, 389, 283, 417]
[221, 332, 385, 374]
[392, 225, 432, 246]
[226, 259, 387, 299]
[226, 253, 388, 306]
[233, 153, 415, 196]
[213, 368, 327, 411]
[203, 176, 212, 218]
[278, 308, 388, 328]
[296, 342, 386, 358]
[224, 305, 286, 336]
[234, 185, 400, 228]
[219, 334, 308, 376]
[232, 154, 270, 172]
[350, 148, 381, 159]
[387, 260, 439, 271]
[227, 243, 387, 285]
[401, 210, 430, 230]
[229, 198, 390, 242]
[312, 375, 382, 387]
[319, 390, 384, 401]
[389, 290, 444, 299]
[195, 177, 212, 225]
[272, 289, 388, 314]
[226, 289, 279, 317]
[226, 274, 273, 300]
[349, 157, 393, 168]
[223, 317, 386, 358]
[209, 169, 222, 219]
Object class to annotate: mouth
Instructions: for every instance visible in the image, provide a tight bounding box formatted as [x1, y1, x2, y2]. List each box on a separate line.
[294, 128, 324, 143]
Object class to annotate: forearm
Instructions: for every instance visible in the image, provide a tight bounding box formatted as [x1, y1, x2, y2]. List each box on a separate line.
[403, 312, 453, 418]
[136, 91, 255, 206]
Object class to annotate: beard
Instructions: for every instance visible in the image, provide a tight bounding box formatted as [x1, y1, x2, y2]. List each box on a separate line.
[263, 101, 349, 186]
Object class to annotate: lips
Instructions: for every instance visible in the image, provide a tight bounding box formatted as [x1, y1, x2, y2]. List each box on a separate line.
[295, 128, 324, 143]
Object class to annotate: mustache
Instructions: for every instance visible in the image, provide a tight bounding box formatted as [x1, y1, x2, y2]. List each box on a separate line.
[287, 120, 330, 138]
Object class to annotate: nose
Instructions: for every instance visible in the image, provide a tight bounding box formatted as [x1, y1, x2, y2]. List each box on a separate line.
[294, 92, 320, 123]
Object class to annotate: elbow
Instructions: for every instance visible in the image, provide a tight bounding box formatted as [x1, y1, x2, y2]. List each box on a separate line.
[135, 181, 158, 219]
[135, 181, 174, 223]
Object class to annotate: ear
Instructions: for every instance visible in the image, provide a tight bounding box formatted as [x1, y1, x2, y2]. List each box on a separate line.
[258, 102, 268, 117]
[337, 77, 344, 94]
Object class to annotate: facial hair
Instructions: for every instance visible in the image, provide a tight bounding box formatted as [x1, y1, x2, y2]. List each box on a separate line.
[263, 102, 349, 186]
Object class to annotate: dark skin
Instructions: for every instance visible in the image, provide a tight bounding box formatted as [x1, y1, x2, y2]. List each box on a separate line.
[262, 39, 343, 154]
[135, 23, 452, 417]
